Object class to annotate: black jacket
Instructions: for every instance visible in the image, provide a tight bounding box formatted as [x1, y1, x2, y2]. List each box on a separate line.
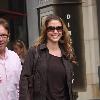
[19, 44, 74, 100]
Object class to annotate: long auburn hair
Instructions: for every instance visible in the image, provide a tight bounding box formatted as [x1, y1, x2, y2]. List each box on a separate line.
[34, 15, 77, 63]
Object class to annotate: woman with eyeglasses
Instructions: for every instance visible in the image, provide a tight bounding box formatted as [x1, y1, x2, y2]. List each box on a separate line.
[19, 15, 77, 100]
[0, 18, 22, 100]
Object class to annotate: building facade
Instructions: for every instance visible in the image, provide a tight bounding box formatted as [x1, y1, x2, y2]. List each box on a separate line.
[0, 0, 99, 100]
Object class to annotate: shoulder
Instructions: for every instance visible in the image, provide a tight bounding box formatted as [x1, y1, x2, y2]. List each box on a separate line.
[6, 48, 21, 65]
[28, 44, 47, 56]
[25, 46, 39, 60]
[28, 44, 43, 54]
[6, 48, 22, 70]
[28, 46, 36, 52]
[7, 48, 19, 58]
[27, 46, 37, 55]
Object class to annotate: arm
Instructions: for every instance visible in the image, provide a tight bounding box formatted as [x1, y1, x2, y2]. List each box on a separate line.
[8, 53, 22, 100]
[15, 57, 22, 100]
[19, 47, 35, 100]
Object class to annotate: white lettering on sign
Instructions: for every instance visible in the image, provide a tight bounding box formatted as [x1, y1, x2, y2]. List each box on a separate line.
[67, 22, 70, 28]
[66, 14, 71, 35]
[66, 14, 71, 19]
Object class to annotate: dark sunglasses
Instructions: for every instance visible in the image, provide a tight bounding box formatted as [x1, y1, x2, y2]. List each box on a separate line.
[47, 26, 63, 32]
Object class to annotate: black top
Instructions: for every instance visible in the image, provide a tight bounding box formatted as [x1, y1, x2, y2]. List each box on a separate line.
[46, 53, 70, 100]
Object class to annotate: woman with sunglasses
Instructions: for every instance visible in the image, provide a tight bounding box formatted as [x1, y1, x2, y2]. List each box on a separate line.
[19, 15, 77, 100]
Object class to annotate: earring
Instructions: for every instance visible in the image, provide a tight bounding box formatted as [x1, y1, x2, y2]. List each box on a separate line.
[7, 37, 9, 42]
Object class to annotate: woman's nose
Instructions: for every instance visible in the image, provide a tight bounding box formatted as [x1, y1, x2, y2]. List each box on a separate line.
[53, 29, 58, 33]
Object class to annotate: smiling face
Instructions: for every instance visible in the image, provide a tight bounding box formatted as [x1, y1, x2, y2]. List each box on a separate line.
[46, 20, 63, 44]
[0, 25, 9, 54]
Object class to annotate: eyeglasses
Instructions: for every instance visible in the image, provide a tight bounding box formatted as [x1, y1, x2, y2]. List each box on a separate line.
[47, 26, 63, 32]
[0, 34, 8, 38]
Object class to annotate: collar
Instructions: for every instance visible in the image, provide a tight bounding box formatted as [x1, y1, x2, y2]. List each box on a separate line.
[39, 43, 47, 50]
[39, 43, 67, 58]
[0, 47, 8, 60]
